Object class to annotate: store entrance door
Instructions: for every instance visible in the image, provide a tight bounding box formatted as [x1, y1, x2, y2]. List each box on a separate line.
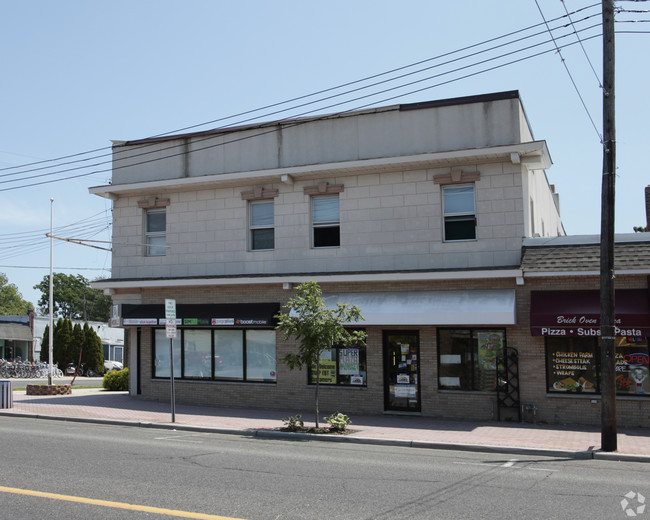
[383, 331, 421, 412]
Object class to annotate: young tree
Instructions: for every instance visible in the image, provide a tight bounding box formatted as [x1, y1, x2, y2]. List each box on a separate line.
[71, 322, 84, 371]
[52, 318, 73, 368]
[33, 273, 111, 321]
[40, 324, 50, 362]
[0, 272, 34, 315]
[81, 323, 104, 375]
[275, 281, 366, 428]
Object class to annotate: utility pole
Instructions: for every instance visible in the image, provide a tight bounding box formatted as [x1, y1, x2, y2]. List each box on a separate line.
[600, 0, 617, 452]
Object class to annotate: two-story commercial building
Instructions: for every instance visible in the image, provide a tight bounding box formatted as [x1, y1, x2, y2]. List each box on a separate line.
[90, 90, 650, 425]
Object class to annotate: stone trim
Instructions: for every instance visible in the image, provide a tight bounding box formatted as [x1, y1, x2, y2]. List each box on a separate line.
[138, 197, 170, 209]
[303, 182, 344, 195]
[240, 187, 279, 200]
[433, 169, 480, 185]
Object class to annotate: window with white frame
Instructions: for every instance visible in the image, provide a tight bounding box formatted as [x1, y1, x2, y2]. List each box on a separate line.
[249, 200, 274, 250]
[145, 209, 167, 256]
[312, 195, 340, 248]
[442, 185, 476, 241]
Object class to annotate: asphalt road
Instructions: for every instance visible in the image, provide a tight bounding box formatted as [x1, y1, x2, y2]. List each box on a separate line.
[1, 417, 649, 520]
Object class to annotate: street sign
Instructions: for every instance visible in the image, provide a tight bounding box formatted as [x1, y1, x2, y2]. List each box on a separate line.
[165, 319, 177, 339]
[165, 298, 177, 423]
[165, 299, 176, 319]
[165, 299, 177, 339]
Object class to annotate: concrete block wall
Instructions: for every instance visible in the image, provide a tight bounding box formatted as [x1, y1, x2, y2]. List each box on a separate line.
[111, 160, 531, 281]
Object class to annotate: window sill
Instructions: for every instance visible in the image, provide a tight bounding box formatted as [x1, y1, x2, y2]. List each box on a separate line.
[152, 378, 276, 386]
[438, 389, 496, 395]
[546, 392, 649, 400]
[306, 384, 367, 390]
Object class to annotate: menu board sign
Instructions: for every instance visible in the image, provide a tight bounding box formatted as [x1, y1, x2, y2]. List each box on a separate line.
[549, 350, 597, 392]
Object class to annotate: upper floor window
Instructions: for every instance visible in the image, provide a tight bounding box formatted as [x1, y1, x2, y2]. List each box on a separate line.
[312, 195, 340, 248]
[250, 200, 274, 250]
[443, 185, 476, 241]
[145, 209, 166, 256]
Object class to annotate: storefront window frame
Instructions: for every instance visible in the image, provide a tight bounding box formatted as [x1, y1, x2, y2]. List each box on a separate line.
[544, 335, 650, 397]
[307, 331, 367, 387]
[151, 327, 277, 383]
[437, 327, 506, 392]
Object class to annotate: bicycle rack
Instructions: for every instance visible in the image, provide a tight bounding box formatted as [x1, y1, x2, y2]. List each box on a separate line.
[496, 347, 521, 422]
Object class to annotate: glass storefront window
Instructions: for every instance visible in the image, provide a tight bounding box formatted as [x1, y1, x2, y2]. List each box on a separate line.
[153, 328, 277, 383]
[308, 337, 367, 386]
[545, 336, 649, 396]
[438, 329, 504, 392]
[214, 330, 244, 380]
[546, 336, 598, 393]
[615, 337, 649, 396]
[246, 330, 277, 382]
[183, 330, 212, 378]
[153, 329, 181, 378]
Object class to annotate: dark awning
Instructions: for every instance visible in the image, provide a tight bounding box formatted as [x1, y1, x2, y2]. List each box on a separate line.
[119, 303, 280, 327]
[530, 289, 650, 337]
[0, 322, 33, 341]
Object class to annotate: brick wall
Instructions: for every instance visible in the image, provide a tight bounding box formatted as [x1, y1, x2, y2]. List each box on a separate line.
[128, 275, 650, 427]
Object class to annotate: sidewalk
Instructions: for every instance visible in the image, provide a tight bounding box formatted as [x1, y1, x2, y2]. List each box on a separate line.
[2, 387, 649, 462]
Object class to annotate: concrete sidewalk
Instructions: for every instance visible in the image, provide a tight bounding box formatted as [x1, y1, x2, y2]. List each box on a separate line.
[2, 387, 649, 462]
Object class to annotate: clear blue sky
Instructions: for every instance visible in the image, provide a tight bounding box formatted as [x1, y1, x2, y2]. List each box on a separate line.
[1, 1, 648, 309]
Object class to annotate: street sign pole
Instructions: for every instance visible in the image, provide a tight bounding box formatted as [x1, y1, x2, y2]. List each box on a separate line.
[165, 299, 177, 423]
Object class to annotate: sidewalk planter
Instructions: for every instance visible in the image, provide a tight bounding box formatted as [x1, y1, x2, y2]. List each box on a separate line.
[26, 384, 72, 396]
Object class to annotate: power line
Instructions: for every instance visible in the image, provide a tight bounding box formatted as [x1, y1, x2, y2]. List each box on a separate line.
[561, 0, 603, 86]
[0, 4, 602, 192]
[0, 12, 604, 192]
[1, 3, 600, 179]
[534, 0, 602, 141]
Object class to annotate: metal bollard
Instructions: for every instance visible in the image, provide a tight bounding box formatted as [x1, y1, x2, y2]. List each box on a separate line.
[0, 380, 13, 408]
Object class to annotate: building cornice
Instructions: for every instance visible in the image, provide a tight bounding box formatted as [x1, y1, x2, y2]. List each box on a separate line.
[89, 141, 550, 200]
[92, 268, 524, 293]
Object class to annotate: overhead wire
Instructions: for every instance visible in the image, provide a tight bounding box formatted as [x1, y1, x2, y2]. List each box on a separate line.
[534, 0, 602, 140]
[0, 3, 601, 180]
[561, 0, 603, 86]
[0, 6, 604, 193]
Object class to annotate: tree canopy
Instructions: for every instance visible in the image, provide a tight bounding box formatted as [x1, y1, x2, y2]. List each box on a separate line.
[275, 281, 366, 428]
[34, 273, 111, 321]
[0, 272, 34, 315]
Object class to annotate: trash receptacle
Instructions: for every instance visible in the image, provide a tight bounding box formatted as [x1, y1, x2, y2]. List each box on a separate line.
[0, 380, 12, 409]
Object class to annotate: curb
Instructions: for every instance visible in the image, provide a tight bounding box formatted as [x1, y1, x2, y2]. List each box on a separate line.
[3, 410, 649, 462]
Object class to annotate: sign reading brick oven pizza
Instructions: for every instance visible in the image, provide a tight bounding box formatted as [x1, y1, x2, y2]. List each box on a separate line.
[530, 289, 650, 337]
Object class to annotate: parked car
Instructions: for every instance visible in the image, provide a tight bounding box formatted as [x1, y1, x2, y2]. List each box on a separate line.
[104, 360, 124, 372]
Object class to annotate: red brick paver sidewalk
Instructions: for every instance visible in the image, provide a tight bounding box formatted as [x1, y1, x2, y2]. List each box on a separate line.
[2, 388, 649, 460]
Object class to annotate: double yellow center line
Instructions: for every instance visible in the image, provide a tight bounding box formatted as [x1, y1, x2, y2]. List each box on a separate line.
[0, 486, 246, 520]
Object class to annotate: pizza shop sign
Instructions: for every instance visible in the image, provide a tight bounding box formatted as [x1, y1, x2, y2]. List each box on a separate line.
[534, 315, 645, 337]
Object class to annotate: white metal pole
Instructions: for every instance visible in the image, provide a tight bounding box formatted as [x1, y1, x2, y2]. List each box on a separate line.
[48, 198, 54, 385]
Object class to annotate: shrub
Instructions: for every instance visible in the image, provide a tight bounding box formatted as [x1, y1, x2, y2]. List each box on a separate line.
[282, 414, 305, 432]
[103, 367, 129, 391]
[324, 412, 350, 432]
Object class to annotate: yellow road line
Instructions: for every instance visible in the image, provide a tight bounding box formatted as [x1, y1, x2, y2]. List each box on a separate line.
[0, 485, 247, 520]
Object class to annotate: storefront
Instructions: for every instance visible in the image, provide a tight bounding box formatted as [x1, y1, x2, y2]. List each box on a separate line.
[119, 303, 280, 388]
[530, 289, 650, 397]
